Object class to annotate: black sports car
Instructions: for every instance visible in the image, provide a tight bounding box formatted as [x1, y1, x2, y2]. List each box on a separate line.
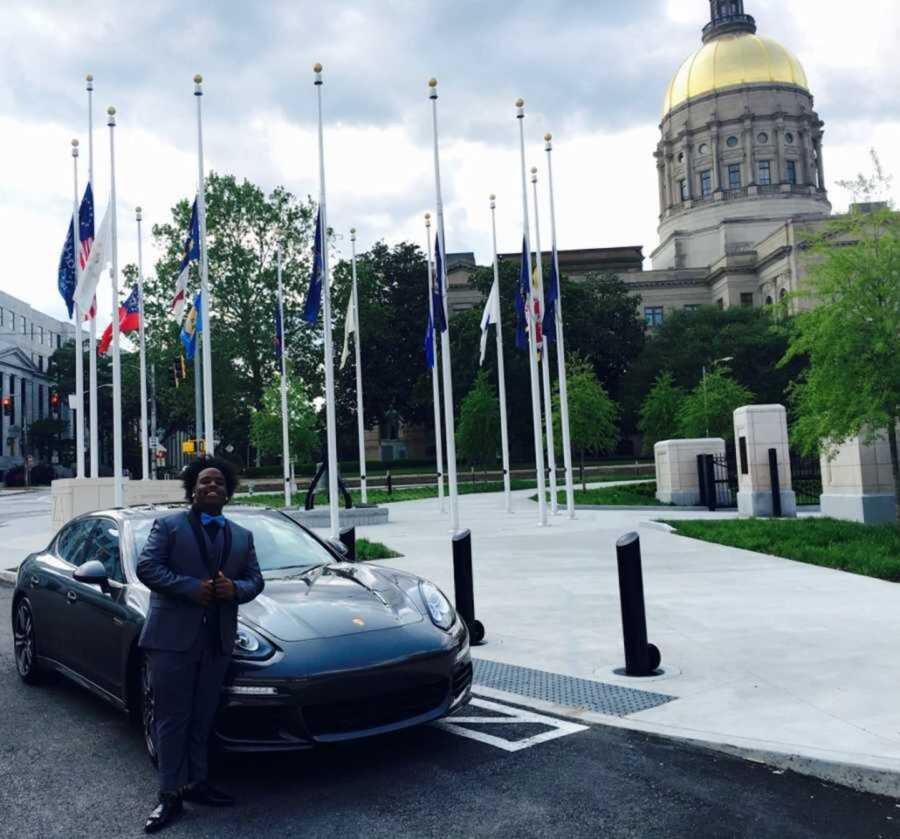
[11, 505, 472, 758]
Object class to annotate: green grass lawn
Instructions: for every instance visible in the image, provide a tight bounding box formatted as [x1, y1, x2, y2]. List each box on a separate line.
[529, 480, 662, 507]
[355, 538, 402, 560]
[662, 517, 900, 582]
[239, 471, 652, 509]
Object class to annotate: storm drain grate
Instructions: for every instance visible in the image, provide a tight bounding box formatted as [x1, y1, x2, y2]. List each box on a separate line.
[472, 659, 675, 717]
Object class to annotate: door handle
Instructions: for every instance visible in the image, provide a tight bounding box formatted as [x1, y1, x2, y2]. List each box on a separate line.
[66, 591, 77, 603]
[30, 576, 39, 587]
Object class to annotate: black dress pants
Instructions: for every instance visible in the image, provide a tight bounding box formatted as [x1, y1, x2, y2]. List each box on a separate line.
[148, 627, 230, 793]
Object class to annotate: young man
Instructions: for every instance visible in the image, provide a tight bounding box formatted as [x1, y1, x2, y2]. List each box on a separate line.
[137, 456, 264, 833]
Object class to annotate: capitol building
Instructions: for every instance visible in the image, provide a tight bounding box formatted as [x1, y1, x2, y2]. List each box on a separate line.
[445, 1, 836, 327]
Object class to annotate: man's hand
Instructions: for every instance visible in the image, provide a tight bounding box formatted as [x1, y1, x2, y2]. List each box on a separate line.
[192, 579, 215, 607]
[214, 571, 236, 602]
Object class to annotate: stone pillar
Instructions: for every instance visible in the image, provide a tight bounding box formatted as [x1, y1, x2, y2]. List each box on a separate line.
[0, 371, 6, 460]
[662, 145, 673, 211]
[819, 428, 897, 524]
[656, 155, 666, 217]
[654, 438, 726, 505]
[684, 139, 694, 200]
[813, 131, 825, 191]
[733, 404, 797, 517]
[710, 124, 722, 193]
[774, 116, 785, 185]
[742, 116, 754, 186]
[801, 128, 815, 188]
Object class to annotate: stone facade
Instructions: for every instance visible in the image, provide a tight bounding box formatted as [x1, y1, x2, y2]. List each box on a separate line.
[0, 291, 76, 474]
[654, 437, 725, 505]
[734, 404, 797, 517]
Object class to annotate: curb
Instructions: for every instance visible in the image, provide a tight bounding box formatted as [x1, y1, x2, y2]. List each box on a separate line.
[640, 520, 676, 533]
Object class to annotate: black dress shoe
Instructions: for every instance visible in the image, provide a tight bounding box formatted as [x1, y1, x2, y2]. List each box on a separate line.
[144, 791, 183, 833]
[181, 781, 235, 807]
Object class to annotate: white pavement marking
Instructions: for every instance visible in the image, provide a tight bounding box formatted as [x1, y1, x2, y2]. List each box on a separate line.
[433, 696, 588, 752]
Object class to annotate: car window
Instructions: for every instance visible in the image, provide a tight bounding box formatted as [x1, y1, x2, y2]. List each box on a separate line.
[55, 519, 97, 568]
[89, 519, 124, 584]
[129, 511, 334, 574]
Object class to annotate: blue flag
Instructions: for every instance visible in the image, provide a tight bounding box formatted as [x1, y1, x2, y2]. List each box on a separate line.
[432, 234, 447, 333]
[543, 254, 558, 343]
[58, 219, 76, 319]
[424, 308, 435, 370]
[274, 304, 283, 364]
[180, 292, 202, 361]
[515, 237, 529, 351]
[303, 208, 324, 324]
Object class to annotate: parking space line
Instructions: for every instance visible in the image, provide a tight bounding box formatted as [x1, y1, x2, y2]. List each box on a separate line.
[432, 697, 589, 752]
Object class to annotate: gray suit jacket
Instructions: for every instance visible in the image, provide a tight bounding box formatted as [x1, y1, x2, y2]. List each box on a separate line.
[137, 510, 265, 654]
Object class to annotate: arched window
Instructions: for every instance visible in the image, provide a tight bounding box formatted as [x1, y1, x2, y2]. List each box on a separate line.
[765, 295, 773, 306]
[779, 288, 787, 301]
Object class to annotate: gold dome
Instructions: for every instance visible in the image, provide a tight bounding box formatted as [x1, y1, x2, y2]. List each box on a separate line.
[662, 32, 808, 117]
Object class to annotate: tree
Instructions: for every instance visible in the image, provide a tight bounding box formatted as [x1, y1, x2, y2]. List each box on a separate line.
[27, 418, 68, 463]
[249, 376, 319, 466]
[456, 370, 499, 473]
[554, 356, 618, 489]
[781, 156, 900, 519]
[676, 368, 754, 440]
[622, 306, 799, 436]
[638, 371, 685, 453]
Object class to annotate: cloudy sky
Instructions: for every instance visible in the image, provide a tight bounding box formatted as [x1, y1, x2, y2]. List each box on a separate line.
[3, 0, 899, 324]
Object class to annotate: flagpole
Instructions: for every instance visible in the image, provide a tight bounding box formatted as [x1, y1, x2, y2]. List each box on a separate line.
[489, 195, 512, 513]
[545, 133, 575, 518]
[515, 99, 548, 526]
[86, 74, 99, 478]
[135, 207, 150, 480]
[530, 167, 559, 515]
[427, 79, 460, 534]
[70, 139, 86, 479]
[107, 106, 123, 507]
[194, 320, 203, 455]
[424, 213, 446, 513]
[350, 229, 368, 505]
[194, 74, 215, 457]
[276, 242, 291, 508]
[314, 64, 341, 540]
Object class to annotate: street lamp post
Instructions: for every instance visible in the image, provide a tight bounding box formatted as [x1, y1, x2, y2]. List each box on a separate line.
[702, 356, 734, 437]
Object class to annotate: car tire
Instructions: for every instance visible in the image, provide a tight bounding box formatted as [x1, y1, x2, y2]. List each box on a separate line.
[13, 598, 45, 685]
[140, 656, 159, 768]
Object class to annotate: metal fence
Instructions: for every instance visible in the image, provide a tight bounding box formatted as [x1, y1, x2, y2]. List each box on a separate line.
[790, 453, 822, 506]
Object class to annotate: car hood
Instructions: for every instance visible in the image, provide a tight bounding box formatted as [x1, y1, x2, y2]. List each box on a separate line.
[238, 563, 424, 642]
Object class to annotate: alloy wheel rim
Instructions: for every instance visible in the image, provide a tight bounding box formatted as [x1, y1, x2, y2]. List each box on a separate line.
[142, 662, 157, 759]
[13, 602, 34, 676]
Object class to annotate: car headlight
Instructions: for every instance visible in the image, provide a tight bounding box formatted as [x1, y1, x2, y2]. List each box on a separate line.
[419, 581, 455, 631]
[233, 624, 275, 660]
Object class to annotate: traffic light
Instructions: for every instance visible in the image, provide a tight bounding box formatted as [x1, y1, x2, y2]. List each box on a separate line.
[50, 392, 60, 409]
[2, 396, 10, 416]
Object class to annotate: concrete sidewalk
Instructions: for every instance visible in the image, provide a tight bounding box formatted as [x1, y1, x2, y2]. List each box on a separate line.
[353, 487, 900, 797]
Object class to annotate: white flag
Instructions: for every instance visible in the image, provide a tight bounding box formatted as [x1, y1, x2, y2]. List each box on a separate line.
[479, 278, 500, 366]
[340, 292, 356, 370]
[73, 203, 111, 315]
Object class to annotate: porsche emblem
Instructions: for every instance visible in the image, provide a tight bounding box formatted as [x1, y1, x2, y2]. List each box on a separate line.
[352, 617, 365, 626]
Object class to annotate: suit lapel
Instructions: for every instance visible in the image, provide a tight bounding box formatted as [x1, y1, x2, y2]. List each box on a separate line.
[221, 522, 233, 574]
[186, 510, 212, 574]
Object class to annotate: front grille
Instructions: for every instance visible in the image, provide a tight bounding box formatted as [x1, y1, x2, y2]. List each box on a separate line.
[216, 705, 306, 742]
[452, 660, 473, 696]
[303, 678, 449, 737]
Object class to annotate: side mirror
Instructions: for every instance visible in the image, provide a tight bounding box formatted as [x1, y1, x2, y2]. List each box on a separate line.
[74, 559, 110, 592]
[328, 539, 350, 560]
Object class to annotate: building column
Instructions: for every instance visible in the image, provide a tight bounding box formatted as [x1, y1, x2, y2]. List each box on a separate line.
[774, 116, 785, 185]
[800, 127, 814, 187]
[0, 371, 6, 459]
[655, 154, 666, 217]
[742, 116, 754, 186]
[662, 144, 673, 211]
[813, 130, 825, 191]
[684, 139, 695, 199]
[710, 125, 721, 192]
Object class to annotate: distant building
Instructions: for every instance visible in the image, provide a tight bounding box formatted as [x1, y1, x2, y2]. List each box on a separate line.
[0, 290, 75, 472]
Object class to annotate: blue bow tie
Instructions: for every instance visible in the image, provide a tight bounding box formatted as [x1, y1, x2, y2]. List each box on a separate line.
[200, 513, 226, 527]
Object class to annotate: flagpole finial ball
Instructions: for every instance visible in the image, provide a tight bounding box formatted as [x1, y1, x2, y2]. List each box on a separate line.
[86, 74, 93, 82]
[544, 133, 552, 142]
[489, 194, 495, 200]
[71, 138, 79, 147]
[428, 78, 437, 88]
[193, 74, 203, 84]
[515, 98, 524, 108]
[314, 63, 323, 73]
[350, 227, 356, 235]
[136, 206, 142, 213]
[425, 212, 431, 220]
[107, 106, 116, 115]
[531, 166, 538, 175]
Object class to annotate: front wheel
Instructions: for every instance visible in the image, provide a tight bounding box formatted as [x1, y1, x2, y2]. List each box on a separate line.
[140, 656, 159, 767]
[13, 599, 44, 685]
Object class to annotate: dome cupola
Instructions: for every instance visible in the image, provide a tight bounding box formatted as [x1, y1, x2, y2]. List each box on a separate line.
[703, 0, 756, 42]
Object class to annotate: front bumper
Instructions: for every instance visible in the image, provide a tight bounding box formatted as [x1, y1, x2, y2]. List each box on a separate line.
[214, 632, 472, 752]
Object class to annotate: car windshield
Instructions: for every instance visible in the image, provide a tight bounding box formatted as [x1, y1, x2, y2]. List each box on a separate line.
[128, 511, 335, 575]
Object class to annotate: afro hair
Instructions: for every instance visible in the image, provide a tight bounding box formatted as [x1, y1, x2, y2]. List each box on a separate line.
[181, 456, 239, 502]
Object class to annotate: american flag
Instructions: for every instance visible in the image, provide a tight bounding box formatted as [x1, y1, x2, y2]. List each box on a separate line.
[170, 198, 200, 319]
[78, 184, 97, 320]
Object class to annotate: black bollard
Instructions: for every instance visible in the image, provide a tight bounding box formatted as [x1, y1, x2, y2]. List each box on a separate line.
[768, 448, 782, 518]
[339, 525, 356, 562]
[386, 469, 393, 497]
[452, 529, 485, 645]
[615, 532, 661, 676]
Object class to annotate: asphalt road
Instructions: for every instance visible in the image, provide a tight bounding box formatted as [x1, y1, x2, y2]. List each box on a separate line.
[0, 586, 897, 839]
